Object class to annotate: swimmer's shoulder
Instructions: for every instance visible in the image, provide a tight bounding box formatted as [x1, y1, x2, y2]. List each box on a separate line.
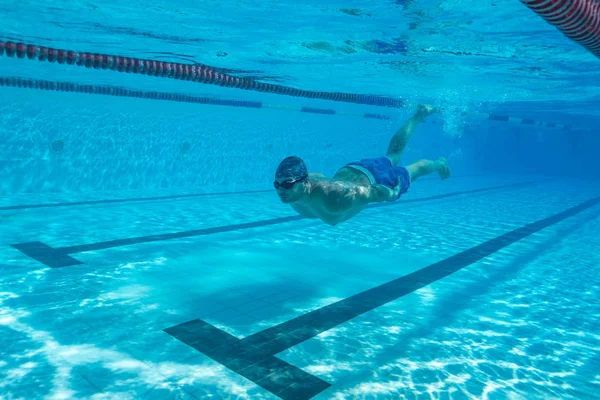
[308, 172, 328, 181]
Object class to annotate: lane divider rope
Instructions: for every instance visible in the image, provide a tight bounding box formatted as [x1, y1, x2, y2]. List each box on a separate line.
[0, 76, 572, 130]
[0, 40, 404, 108]
[520, 0, 600, 59]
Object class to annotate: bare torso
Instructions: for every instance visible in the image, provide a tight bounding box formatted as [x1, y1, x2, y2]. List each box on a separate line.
[283, 104, 447, 226]
[290, 168, 372, 225]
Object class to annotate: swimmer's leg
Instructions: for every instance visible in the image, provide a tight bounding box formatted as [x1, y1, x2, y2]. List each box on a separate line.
[406, 157, 450, 182]
[386, 104, 439, 166]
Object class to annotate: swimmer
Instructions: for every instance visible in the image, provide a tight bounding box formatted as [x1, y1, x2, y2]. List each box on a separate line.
[273, 104, 450, 226]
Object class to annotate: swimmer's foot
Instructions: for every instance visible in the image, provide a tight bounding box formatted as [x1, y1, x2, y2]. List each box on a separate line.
[416, 104, 440, 119]
[437, 157, 450, 180]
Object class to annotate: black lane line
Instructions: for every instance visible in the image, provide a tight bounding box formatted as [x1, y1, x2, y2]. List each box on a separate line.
[9, 180, 542, 268]
[0, 189, 272, 211]
[0, 174, 480, 212]
[164, 196, 600, 400]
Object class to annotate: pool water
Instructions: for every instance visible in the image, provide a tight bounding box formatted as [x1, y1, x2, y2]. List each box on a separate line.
[2, 0, 600, 399]
[1, 176, 599, 399]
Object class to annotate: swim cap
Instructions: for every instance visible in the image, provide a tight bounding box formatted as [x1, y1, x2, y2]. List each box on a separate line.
[275, 156, 308, 180]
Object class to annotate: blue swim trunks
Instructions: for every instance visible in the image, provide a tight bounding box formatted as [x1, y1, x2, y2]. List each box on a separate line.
[345, 156, 411, 200]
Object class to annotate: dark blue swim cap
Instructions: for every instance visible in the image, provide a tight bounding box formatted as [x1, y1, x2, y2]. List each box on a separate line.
[275, 156, 308, 180]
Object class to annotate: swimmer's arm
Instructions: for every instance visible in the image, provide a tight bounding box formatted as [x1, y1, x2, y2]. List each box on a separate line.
[369, 184, 400, 202]
[311, 182, 398, 211]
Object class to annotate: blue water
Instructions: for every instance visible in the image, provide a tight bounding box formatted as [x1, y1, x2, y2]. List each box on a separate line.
[2, 1, 600, 399]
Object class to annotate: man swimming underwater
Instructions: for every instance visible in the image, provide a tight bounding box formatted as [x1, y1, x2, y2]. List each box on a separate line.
[273, 104, 450, 226]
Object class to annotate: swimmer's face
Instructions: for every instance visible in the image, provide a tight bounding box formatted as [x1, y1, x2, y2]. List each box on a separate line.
[274, 176, 307, 203]
[274, 156, 308, 203]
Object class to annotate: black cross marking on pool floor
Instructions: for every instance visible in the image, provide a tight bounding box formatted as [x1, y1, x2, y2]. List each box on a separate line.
[10, 181, 539, 268]
[164, 196, 600, 399]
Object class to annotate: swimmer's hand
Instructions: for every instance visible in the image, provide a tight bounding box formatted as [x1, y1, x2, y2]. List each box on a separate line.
[391, 178, 402, 200]
[389, 177, 404, 200]
[369, 179, 401, 202]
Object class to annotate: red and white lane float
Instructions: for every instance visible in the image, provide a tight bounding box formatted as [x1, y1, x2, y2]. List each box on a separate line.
[520, 0, 600, 58]
[0, 40, 403, 108]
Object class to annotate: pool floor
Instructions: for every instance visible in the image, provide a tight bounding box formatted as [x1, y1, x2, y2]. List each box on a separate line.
[1, 175, 599, 399]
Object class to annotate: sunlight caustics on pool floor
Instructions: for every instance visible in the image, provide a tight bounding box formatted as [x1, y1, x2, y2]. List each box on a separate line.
[1, 176, 599, 399]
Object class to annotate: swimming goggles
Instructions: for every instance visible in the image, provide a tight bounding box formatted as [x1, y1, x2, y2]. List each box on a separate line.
[273, 175, 307, 190]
